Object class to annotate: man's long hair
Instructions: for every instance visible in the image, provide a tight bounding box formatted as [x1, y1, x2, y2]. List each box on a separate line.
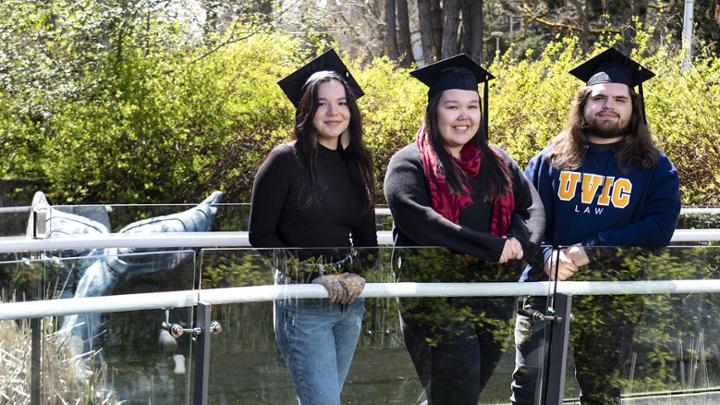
[292, 71, 375, 213]
[425, 91, 511, 201]
[547, 86, 659, 172]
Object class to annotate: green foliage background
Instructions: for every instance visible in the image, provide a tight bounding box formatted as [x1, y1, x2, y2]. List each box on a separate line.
[1, 20, 718, 205]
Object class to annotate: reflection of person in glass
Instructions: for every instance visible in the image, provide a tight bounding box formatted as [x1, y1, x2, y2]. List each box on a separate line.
[384, 54, 545, 404]
[248, 49, 377, 405]
[511, 48, 681, 404]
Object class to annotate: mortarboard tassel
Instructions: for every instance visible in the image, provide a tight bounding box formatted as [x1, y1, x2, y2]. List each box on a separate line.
[483, 79, 489, 140]
[638, 66, 647, 125]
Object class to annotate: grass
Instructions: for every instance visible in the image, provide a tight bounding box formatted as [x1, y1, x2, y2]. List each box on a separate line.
[0, 317, 116, 404]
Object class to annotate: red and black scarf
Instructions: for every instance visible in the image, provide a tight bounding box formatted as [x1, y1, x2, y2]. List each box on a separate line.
[416, 124, 514, 236]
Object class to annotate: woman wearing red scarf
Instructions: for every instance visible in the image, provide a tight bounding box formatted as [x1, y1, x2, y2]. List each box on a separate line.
[384, 54, 545, 404]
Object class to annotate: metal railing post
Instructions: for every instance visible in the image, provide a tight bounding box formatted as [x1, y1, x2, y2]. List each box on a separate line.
[543, 293, 572, 405]
[31, 318, 41, 405]
[193, 302, 211, 405]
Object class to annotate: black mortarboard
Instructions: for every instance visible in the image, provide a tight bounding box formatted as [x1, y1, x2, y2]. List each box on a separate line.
[569, 47, 655, 122]
[278, 49, 364, 107]
[410, 54, 495, 138]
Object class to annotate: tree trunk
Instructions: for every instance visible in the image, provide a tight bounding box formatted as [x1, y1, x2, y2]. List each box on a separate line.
[460, 1, 471, 54]
[417, 0, 434, 64]
[257, 0, 273, 23]
[397, 0, 414, 66]
[430, 0, 443, 60]
[464, 0, 483, 63]
[441, 0, 461, 58]
[384, 0, 399, 59]
[569, 0, 591, 49]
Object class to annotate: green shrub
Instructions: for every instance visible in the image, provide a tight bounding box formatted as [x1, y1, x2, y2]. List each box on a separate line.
[0, 92, 46, 179]
[1, 24, 718, 205]
[45, 29, 301, 203]
[352, 56, 426, 198]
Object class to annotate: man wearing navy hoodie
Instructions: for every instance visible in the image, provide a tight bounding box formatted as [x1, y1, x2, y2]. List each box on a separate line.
[511, 48, 681, 404]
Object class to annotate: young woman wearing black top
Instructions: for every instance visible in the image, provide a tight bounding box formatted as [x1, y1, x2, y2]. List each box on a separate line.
[384, 54, 545, 404]
[249, 50, 377, 405]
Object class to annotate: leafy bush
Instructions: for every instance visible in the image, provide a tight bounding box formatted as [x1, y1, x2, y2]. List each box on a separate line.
[1, 23, 718, 205]
[43, 29, 301, 203]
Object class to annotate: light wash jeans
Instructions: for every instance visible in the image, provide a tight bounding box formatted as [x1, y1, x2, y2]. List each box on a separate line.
[274, 294, 365, 405]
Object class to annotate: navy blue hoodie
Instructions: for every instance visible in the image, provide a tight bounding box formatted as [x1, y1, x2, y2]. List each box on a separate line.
[521, 141, 680, 281]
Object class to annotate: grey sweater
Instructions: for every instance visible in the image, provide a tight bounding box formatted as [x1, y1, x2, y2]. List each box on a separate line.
[384, 142, 545, 262]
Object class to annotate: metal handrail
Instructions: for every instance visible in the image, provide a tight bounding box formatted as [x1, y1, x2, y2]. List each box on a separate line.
[1, 229, 718, 253]
[3, 279, 720, 320]
[2, 206, 720, 215]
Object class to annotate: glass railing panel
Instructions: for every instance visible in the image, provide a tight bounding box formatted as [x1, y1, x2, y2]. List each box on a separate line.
[46, 203, 240, 233]
[0, 205, 32, 236]
[0, 310, 193, 404]
[0, 255, 44, 302]
[0, 315, 117, 403]
[0, 202, 241, 237]
[44, 203, 393, 232]
[1, 250, 198, 302]
[98, 306, 194, 405]
[2, 203, 717, 237]
[198, 246, 543, 404]
[0, 203, 395, 236]
[0, 251, 197, 404]
[678, 207, 720, 229]
[544, 244, 714, 283]
[555, 245, 720, 403]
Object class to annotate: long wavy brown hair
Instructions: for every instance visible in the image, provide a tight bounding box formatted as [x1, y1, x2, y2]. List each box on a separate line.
[292, 71, 375, 213]
[547, 85, 659, 172]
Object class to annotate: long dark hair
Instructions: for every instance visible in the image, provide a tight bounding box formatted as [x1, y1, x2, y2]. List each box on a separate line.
[292, 71, 375, 212]
[425, 91, 511, 201]
[548, 86, 658, 172]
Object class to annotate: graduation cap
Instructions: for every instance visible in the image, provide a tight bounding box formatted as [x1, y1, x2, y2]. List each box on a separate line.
[277, 49, 364, 107]
[410, 54, 495, 138]
[569, 47, 655, 123]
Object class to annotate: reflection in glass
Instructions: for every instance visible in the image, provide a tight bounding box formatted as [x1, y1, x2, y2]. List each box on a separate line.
[0, 251, 196, 404]
[7, 245, 720, 402]
[397, 247, 522, 403]
[199, 247, 532, 404]
[560, 246, 720, 403]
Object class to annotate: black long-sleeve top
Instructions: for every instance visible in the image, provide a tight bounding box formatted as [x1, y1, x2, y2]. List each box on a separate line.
[249, 143, 377, 270]
[384, 142, 545, 262]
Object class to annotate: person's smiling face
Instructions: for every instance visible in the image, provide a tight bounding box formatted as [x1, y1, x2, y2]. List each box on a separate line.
[436, 89, 481, 157]
[312, 79, 350, 150]
[583, 82, 633, 142]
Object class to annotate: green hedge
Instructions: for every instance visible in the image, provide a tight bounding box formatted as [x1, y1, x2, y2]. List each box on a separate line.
[1, 25, 718, 205]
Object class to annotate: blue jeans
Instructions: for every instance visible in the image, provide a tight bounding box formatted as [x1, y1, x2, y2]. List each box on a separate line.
[274, 296, 365, 405]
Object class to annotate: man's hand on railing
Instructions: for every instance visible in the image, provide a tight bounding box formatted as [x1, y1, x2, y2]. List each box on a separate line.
[545, 250, 578, 281]
[564, 245, 590, 266]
